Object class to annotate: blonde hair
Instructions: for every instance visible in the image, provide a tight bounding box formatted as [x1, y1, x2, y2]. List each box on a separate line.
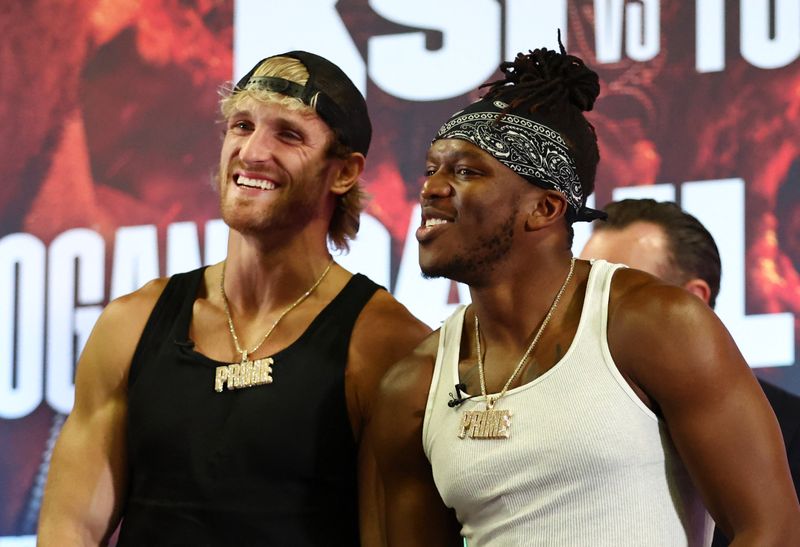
[220, 56, 366, 251]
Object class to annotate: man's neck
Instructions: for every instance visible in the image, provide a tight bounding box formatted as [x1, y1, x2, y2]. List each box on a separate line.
[220, 228, 334, 314]
[467, 252, 576, 347]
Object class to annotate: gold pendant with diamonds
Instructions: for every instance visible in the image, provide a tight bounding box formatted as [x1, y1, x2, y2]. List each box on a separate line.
[457, 407, 512, 439]
[214, 351, 273, 392]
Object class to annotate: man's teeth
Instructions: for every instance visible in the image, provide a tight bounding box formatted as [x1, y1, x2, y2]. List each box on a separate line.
[425, 218, 449, 227]
[238, 176, 276, 190]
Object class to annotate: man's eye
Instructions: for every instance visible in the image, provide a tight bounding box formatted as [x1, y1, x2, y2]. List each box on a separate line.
[456, 167, 476, 176]
[230, 120, 252, 132]
[280, 130, 303, 141]
[425, 166, 437, 177]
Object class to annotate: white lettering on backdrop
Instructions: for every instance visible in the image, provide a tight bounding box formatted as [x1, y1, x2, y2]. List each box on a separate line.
[1, 0, 798, 417]
[0, 179, 794, 418]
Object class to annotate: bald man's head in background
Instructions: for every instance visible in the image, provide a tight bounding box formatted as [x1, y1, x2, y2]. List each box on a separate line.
[580, 199, 721, 308]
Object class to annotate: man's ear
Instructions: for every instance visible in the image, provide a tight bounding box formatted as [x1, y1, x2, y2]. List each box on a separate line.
[524, 190, 569, 231]
[330, 152, 365, 195]
[682, 278, 712, 306]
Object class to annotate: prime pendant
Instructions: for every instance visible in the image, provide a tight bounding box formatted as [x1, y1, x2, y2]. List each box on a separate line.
[457, 408, 512, 439]
[214, 356, 273, 392]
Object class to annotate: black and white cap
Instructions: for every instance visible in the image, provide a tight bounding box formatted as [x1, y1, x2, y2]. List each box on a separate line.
[235, 51, 372, 157]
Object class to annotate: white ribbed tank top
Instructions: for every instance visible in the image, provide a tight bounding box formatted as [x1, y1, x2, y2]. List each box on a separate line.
[422, 260, 713, 546]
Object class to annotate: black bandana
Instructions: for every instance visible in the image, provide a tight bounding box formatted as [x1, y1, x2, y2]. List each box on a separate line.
[434, 98, 606, 222]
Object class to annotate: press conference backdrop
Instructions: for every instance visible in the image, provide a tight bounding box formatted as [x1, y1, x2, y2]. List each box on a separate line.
[2, 0, 799, 543]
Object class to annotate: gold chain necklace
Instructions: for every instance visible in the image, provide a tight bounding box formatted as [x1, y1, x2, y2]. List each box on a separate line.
[457, 257, 576, 439]
[213, 259, 334, 392]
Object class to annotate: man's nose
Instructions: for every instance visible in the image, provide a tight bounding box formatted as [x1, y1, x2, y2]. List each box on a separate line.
[420, 171, 452, 200]
[239, 129, 274, 164]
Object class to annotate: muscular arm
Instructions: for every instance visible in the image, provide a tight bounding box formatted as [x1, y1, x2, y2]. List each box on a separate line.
[363, 332, 462, 546]
[608, 270, 800, 546]
[37, 280, 166, 546]
[345, 289, 433, 546]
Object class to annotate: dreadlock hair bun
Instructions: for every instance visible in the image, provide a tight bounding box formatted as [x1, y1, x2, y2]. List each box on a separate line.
[477, 44, 602, 226]
[481, 47, 600, 114]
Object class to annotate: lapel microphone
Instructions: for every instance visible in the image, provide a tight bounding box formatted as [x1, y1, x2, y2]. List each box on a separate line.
[448, 383, 478, 407]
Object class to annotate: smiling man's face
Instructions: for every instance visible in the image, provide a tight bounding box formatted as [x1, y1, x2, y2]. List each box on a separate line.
[417, 138, 532, 285]
[218, 97, 340, 237]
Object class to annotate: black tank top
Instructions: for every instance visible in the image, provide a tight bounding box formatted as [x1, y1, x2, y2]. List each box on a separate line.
[118, 268, 380, 546]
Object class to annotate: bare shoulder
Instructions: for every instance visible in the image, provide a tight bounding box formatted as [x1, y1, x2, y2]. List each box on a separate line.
[345, 288, 432, 434]
[607, 267, 717, 338]
[73, 277, 170, 410]
[605, 267, 750, 405]
[350, 288, 432, 373]
[357, 289, 432, 337]
[367, 328, 463, 546]
[604, 272, 800, 542]
[38, 277, 170, 543]
[103, 277, 169, 325]
[372, 329, 441, 453]
[93, 277, 170, 351]
[379, 329, 441, 408]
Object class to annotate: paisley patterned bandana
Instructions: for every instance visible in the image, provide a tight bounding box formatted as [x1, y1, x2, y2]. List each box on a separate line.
[434, 98, 606, 222]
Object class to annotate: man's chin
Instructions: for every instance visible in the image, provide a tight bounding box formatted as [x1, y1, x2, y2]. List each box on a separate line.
[421, 269, 445, 280]
[420, 262, 465, 283]
[419, 259, 449, 280]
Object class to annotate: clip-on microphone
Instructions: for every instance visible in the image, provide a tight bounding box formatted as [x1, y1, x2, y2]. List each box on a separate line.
[448, 383, 478, 407]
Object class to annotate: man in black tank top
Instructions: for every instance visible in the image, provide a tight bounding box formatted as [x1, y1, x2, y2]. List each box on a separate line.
[366, 44, 800, 545]
[37, 51, 430, 546]
[581, 198, 800, 547]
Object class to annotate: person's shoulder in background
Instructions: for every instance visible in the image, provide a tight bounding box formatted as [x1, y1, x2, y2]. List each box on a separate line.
[757, 379, 800, 484]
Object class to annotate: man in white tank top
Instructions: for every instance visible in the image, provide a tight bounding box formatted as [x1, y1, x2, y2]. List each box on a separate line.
[366, 44, 800, 546]
[581, 198, 800, 547]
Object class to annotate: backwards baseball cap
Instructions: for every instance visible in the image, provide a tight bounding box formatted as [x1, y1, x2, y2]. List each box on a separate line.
[234, 50, 372, 156]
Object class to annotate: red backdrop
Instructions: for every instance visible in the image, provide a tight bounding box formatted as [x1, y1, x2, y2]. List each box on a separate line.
[1, 0, 798, 539]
